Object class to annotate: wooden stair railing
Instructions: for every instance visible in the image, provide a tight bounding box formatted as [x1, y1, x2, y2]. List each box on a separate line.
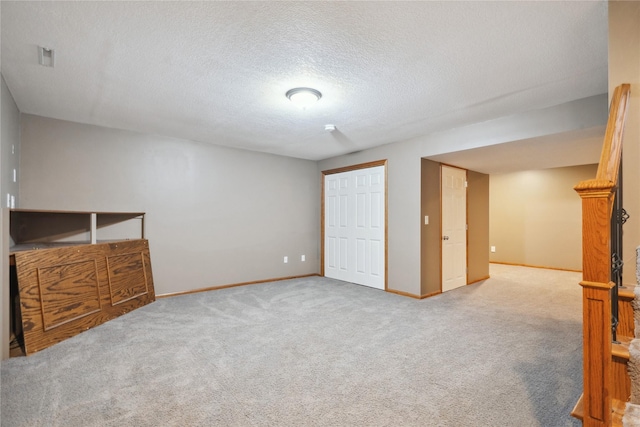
[573, 83, 631, 427]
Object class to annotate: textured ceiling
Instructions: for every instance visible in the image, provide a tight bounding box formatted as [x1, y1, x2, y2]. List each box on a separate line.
[1, 1, 608, 162]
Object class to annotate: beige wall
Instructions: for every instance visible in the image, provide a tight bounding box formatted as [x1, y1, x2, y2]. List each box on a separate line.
[467, 170, 490, 282]
[490, 164, 597, 271]
[19, 115, 320, 295]
[610, 1, 640, 285]
[420, 159, 441, 296]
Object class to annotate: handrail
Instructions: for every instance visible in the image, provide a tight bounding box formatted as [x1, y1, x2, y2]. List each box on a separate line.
[596, 83, 630, 185]
[574, 84, 630, 196]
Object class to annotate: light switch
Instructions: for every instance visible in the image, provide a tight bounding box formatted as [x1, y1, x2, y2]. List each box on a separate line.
[424, 215, 429, 225]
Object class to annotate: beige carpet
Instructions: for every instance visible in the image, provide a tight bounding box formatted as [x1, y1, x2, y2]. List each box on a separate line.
[626, 403, 640, 426]
[627, 283, 640, 425]
[1, 264, 583, 426]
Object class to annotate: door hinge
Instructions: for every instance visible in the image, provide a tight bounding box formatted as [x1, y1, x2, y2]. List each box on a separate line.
[466, 224, 468, 230]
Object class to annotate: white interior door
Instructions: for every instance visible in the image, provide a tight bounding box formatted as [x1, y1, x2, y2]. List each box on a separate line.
[324, 165, 385, 290]
[441, 165, 467, 292]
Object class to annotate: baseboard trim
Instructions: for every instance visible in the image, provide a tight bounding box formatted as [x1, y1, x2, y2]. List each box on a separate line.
[386, 289, 442, 300]
[420, 290, 441, 299]
[468, 275, 490, 285]
[157, 273, 321, 298]
[386, 289, 421, 299]
[161, 276, 449, 301]
[490, 261, 581, 273]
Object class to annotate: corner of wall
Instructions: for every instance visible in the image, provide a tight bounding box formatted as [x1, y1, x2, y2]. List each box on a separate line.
[1, 74, 21, 209]
[420, 159, 442, 296]
[1, 208, 9, 359]
[1, 73, 21, 360]
[467, 170, 490, 283]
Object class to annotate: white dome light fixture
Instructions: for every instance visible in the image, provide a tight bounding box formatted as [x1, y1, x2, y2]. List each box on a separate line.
[286, 87, 322, 110]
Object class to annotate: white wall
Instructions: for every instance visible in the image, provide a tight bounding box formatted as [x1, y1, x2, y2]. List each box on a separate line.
[1, 75, 20, 209]
[1, 74, 21, 359]
[19, 115, 320, 295]
[417, 94, 607, 157]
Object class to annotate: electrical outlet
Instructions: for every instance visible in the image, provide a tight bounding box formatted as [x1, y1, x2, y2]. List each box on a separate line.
[284, 256, 288, 263]
[301, 255, 306, 262]
[491, 246, 496, 253]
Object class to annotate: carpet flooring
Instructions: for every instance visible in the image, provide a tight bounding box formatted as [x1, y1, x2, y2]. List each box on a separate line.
[1, 264, 583, 426]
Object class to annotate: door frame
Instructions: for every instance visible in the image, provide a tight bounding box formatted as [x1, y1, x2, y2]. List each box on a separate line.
[321, 159, 388, 290]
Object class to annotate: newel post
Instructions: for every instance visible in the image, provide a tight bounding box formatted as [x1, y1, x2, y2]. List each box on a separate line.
[575, 180, 616, 427]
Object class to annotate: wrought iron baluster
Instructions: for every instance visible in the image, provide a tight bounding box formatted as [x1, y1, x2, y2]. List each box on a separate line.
[610, 162, 626, 343]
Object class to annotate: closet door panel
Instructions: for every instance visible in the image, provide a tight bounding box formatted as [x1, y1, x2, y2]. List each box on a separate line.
[106, 252, 149, 306]
[13, 239, 155, 355]
[37, 259, 102, 331]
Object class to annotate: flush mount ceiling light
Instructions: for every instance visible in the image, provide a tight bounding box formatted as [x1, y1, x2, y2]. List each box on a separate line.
[286, 87, 322, 110]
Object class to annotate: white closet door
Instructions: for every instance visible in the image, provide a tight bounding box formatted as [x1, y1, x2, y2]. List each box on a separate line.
[324, 165, 385, 290]
[441, 165, 467, 292]
[325, 173, 351, 283]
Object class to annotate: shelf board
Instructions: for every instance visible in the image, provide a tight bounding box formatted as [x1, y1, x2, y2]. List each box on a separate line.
[10, 239, 140, 254]
[10, 208, 144, 216]
[10, 209, 145, 247]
